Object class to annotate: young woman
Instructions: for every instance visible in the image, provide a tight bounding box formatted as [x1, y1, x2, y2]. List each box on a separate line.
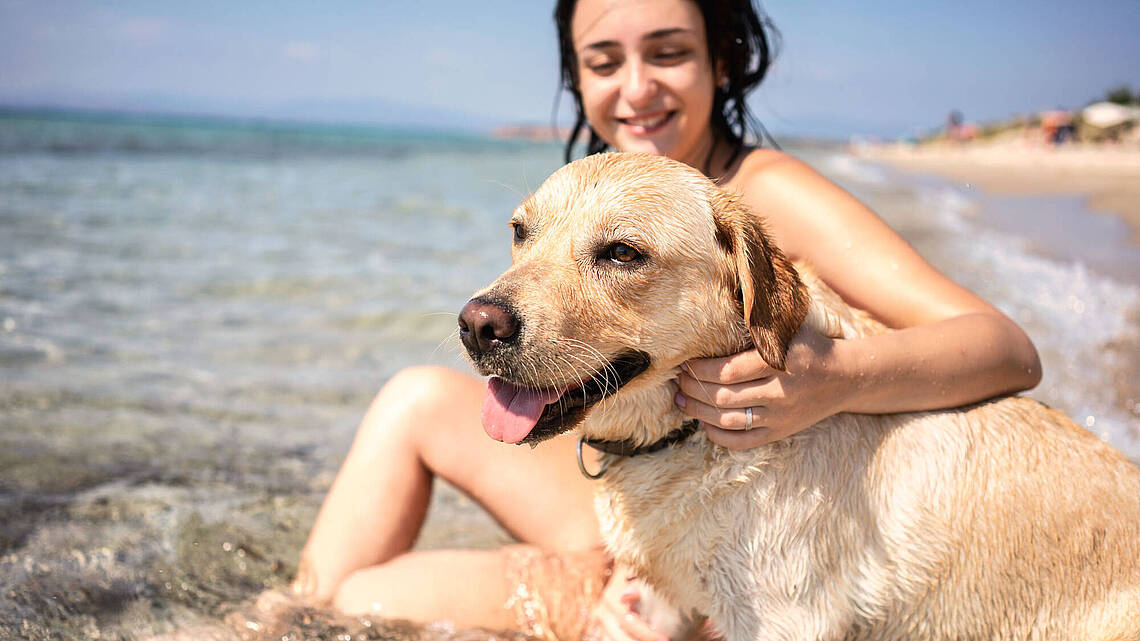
[293, 0, 1042, 639]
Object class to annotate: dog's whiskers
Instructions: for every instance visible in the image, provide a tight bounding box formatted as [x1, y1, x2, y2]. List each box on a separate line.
[485, 178, 525, 199]
[551, 352, 593, 409]
[555, 338, 625, 413]
[432, 328, 463, 358]
[547, 348, 591, 407]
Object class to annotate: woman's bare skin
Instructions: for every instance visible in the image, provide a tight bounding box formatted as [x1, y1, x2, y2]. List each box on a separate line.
[293, 0, 1040, 638]
[295, 366, 605, 631]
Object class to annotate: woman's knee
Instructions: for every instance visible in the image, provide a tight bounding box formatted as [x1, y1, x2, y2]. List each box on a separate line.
[331, 566, 384, 615]
[355, 366, 479, 449]
[377, 366, 462, 412]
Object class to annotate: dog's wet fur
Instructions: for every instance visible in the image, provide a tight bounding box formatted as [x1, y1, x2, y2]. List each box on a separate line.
[461, 153, 1140, 640]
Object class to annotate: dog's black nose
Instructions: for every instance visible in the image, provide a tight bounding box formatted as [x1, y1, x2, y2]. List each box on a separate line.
[458, 297, 519, 356]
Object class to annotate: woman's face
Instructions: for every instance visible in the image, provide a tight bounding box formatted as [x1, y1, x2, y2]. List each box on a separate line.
[571, 0, 717, 168]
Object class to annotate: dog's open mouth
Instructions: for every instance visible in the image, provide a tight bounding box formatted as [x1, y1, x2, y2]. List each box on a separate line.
[481, 350, 651, 445]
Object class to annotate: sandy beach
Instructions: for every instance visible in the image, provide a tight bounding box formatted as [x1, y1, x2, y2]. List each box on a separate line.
[857, 143, 1140, 243]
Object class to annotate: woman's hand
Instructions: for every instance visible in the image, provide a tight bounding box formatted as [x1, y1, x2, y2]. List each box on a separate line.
[675, 326, 851, 449]
[588, 567, 670, 641]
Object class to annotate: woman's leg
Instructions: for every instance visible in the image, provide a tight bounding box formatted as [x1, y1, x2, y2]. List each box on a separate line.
[332, 546, 611, 636]
[294, 365, 602, 607]
[330, 549, 518, 627]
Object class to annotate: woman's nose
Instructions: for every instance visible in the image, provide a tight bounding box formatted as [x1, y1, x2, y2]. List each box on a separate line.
[621, 59, 657, 107]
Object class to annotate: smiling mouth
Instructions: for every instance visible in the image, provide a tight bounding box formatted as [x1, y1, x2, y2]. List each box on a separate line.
[481, 350, 652, 446]
[617, 111, 675, 134]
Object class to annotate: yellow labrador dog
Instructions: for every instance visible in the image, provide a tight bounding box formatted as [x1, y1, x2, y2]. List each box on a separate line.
[458, 153, 1140, 640]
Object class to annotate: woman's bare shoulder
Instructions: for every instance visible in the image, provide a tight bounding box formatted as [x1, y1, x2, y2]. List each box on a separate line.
[727, 148, 1000, 326]
[728, 148, 831, 194]
[722, 148, 857, 261]
[726, 148, 795, 181]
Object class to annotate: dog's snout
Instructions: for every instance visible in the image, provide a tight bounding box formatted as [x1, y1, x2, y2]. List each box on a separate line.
[458, 297, 520, 356]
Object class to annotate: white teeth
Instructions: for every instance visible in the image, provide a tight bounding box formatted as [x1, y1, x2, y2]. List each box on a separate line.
[624, 114, 669, 128]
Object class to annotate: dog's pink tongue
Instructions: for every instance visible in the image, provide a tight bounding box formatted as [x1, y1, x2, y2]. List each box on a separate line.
[482, 377, 565, 444]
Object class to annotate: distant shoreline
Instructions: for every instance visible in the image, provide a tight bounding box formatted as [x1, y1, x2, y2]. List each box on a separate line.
[856, 143, 1140, 244]
[0, 103, 499, 139]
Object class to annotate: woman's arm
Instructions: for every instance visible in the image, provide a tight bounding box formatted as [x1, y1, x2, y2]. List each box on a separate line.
[677, 153, 1042, 449]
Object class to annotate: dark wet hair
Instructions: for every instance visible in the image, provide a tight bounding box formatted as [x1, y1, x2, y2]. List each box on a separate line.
[554, 0, 779, 170]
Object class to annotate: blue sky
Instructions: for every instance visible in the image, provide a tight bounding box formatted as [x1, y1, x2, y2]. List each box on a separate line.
[2, 0, 1138, 138]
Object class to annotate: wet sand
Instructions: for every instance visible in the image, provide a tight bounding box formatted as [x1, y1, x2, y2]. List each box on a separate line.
[858, 144, 1140, 243]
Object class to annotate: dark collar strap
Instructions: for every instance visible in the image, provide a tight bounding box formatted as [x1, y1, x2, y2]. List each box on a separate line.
[583, 420, 700, 457]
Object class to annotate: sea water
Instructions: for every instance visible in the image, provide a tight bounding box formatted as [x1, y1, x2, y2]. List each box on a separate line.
[1, 110, 1137, 639]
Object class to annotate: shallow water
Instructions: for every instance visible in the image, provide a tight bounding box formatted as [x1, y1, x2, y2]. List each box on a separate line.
[1, 110, 1138, 639]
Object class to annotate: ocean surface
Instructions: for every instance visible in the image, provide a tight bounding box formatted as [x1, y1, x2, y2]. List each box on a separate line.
[1, 109, 1138, 639]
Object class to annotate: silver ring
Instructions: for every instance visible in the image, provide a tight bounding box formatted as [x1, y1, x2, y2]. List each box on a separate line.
[745, 407, 753, 430]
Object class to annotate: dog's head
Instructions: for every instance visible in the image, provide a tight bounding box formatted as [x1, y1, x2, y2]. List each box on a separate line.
[459, 153, 807, 446]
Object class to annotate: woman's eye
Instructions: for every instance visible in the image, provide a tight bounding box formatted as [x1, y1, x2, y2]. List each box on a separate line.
[582, 55, 619, 76]
[607, 243, 641, 263]
[512, 224, 526, 242]
[653, 48, 690, 64]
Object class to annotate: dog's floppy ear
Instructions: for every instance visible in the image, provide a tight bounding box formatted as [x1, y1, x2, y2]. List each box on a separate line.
[711, 189, 808, 371]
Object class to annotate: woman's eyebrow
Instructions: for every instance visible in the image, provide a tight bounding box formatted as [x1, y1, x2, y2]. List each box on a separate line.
[643, 28, 692, 40]
[581, 28, 694, 51]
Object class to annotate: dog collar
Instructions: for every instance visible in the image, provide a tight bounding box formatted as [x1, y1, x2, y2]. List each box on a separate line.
[576, 420, 701, 480]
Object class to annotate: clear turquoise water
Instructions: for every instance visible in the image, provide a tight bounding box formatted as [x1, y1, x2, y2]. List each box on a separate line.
[1, 109, 1137, 639]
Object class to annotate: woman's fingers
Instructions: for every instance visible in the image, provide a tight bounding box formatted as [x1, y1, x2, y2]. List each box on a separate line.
[682, 350, 772, 385]
[676, 371, 776, 409]
[592, 599, 668, 641]
[702, 421, 779, 450]
[675, 391, 772, 430]
[675, 393, 785, 449]
[618, 609, 670, 641]
[590, 568, 670, 641]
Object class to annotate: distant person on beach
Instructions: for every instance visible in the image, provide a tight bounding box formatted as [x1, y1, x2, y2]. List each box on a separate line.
[293, 1, 1042, 639]
[945, 109, 963, 140]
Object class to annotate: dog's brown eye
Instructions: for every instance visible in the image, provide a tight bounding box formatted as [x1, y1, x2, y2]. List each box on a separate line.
[608, 243, 641, 263]
[511, 223, 526, 243]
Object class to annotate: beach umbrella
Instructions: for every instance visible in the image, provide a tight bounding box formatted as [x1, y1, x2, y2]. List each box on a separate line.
[1082, 101, 1134, 129]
